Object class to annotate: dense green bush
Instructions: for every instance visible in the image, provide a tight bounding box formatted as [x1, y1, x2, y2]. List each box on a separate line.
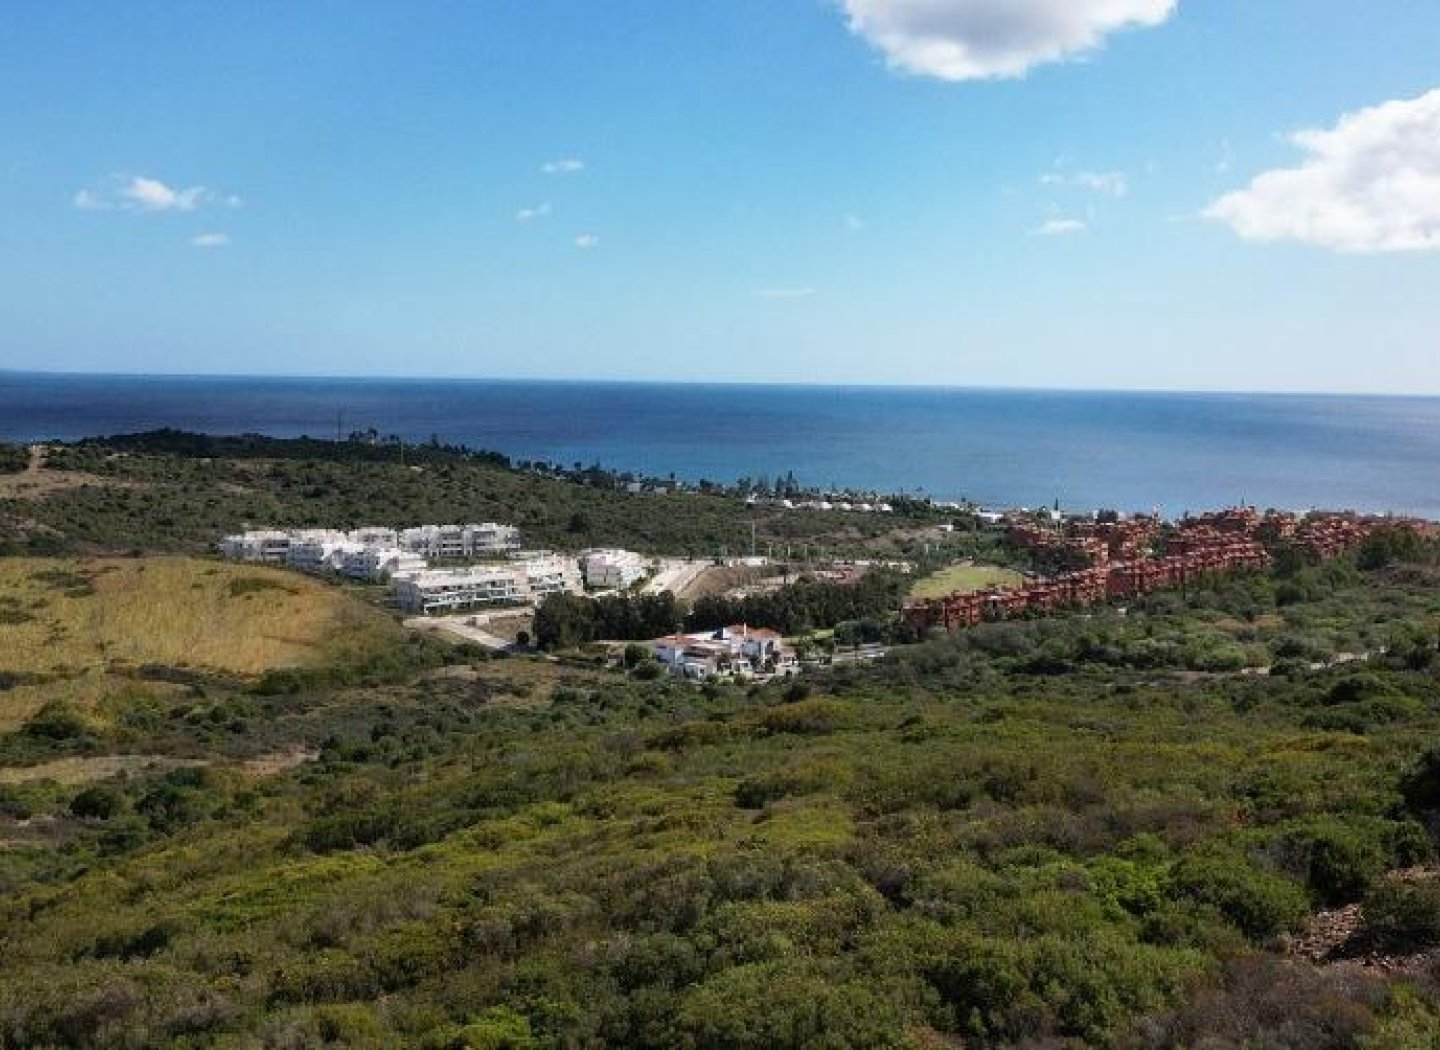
[1361, 879, 1440, 950]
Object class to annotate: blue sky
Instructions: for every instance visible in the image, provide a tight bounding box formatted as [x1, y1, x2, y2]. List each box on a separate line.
[3, 0, 1440, 392]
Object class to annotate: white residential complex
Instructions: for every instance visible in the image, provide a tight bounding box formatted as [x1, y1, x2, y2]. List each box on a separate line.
[393, 555, 583, 614]
[222, 523, 604, 613]
[581, 548, 650, 589]
[218, 524, 511, 583]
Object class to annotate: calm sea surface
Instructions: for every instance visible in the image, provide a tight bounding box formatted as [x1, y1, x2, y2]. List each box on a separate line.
[3, 372, 1439, 517]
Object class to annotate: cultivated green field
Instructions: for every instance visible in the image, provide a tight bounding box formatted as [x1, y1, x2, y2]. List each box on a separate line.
[909, 560, 1025, 599]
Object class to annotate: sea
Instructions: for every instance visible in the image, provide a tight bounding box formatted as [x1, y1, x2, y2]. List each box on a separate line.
[3, 371, 1439, 518]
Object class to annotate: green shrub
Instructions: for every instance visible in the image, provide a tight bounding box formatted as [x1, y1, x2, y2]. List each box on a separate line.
[70, 786, 125, 820]
[1170, 847, 1309, 941]
[1361, 879, 1440, 950]
[23, 699, 93, 740]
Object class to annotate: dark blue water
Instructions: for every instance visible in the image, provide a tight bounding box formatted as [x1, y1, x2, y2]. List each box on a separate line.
[3, 372, 1438, 517]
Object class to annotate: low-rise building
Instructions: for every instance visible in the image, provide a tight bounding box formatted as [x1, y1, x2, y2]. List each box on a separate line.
[218, 530, 296, 563]
[348, 526, 399, 548]
[651, 625, 799, 680]
[581, 549, 649, 589]
[284, 533, 355, 573]
[393, 566, 529, 614]
[341, 547, 428, 582]
[392, 553, 582, 614]
[399, 523, 521, 560]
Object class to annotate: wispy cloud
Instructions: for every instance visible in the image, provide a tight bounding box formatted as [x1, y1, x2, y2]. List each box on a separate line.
[757, 287, 816, 299]
[73, 174, 233, 213]
[574, 234, 600, 250]
[1215, 139, 1234, 174]
[1031, 218, 1088, 237]
[844, 213, 866, 233]
[515, 202, 552, 223]
[542, 158, 586, 175]
[840, 0, 1176, 82]
[1206, 87, 1440, 253]
[190, 233, 230, 249]
[1040, 170, 1128, 197]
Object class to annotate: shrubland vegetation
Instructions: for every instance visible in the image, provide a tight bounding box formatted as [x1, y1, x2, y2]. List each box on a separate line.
[1, 431, 950, 560]
[0, 442, 26, 474]
[4, 435, 1440, 1045]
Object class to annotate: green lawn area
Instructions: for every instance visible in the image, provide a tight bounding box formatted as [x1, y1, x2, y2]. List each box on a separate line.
[909, 561, 1024, 599]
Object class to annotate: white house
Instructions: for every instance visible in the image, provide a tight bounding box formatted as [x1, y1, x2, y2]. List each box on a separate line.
[651, 625, 799, 680]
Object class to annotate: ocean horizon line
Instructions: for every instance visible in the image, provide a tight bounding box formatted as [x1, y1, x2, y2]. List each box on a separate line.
[4, 368, 1438, 403]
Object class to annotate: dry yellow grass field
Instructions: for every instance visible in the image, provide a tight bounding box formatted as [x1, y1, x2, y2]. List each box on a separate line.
[0, 557, 402, 729]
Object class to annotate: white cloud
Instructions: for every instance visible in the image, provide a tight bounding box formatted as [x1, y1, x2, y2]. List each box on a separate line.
[757, 287, 816, 299]
[542, 158, 585, 174]
[516, 202, 552, 223]
[190, 233, 230, 248]
[1031, 218, 1088, 236]
[574, 234, 600, 250]
[1205, 87, 1440, 253]
[1040, 170, 1128, 197]
[73, 174, 226, 213]
[840, 0, 1177, 81]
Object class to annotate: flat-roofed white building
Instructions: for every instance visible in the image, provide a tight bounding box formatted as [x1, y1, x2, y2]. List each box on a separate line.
[399, 523, 521, 560]
[285, 533, 355, 573]
[341, 547, 428, 582]
[218, 530, 295, 563]
[581, 549, 649, 589]
[348, 526, 399, 548]
[393, 566, 528, 614]
[519, 553, 584, 599]
[392, 554, 582, 614]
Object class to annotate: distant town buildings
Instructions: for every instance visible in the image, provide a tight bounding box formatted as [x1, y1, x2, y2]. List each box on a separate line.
[905, 508, 1433, 634]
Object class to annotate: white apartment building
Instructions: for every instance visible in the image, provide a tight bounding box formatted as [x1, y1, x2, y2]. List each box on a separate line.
[581, 549, 649, 589]
[521, 553, 584, 599]
[284, 532, 355, 573]
[392, 553, 583, 614]
[218, 530, 296, 563]
[399, 523, 522, 560]
[341, 547, 428, 582]
[393, 566, 526, 613]
[348, 526, 399, 548]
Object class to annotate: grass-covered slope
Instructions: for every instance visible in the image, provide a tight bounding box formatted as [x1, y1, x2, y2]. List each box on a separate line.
[0, 556, 404, 735]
